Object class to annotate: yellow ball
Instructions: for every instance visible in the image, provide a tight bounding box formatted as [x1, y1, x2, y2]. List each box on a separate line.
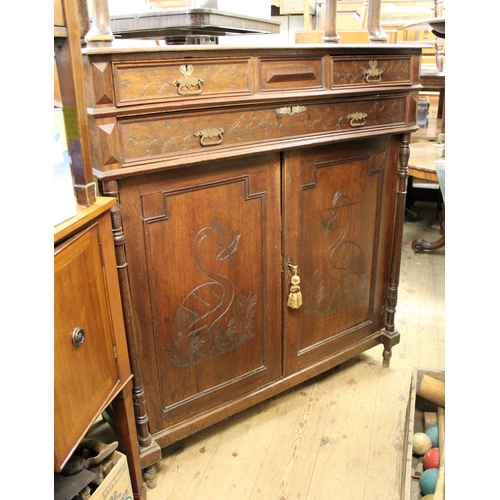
[413, 432, 432, 455]
[422, 495, 434, 500]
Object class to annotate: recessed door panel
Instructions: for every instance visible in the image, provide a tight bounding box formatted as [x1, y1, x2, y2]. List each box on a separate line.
[283, 138, 389, 374]
[119, 154, 282, 433]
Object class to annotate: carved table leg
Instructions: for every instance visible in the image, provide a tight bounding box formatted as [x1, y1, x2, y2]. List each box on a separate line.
[114, 381, 147, 500]
[412, 204, 445, 253]
[85, 0, 114, 46]
[322, 0, 340, 42]
[367, 0, 389, 42]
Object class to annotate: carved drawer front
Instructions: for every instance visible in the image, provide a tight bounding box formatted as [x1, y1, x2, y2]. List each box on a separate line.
[112, 57, 253, 106]
[259, 57, 324, 92]
[330, 56, 413, 88]
[118, 95, 407, 167]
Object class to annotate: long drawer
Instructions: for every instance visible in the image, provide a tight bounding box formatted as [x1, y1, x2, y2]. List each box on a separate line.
[117, 94, 408, 167]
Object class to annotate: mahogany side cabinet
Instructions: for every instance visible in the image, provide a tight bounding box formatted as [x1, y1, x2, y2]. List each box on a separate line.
[54, 197, 146, 499]
[75, 44, 421, 486]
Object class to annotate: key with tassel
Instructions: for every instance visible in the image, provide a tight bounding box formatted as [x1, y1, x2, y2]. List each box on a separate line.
[287, 265, 303, 309]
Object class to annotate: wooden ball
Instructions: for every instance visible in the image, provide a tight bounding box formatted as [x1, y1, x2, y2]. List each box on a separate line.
[425, 424, 439, 448]
[420, 468, 439, 495]
[423, 447, 440, 470]
[413, 432, 432, 455]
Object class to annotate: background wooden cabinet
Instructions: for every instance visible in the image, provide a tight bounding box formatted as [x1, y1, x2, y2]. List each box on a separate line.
[279, 0, 316, 15]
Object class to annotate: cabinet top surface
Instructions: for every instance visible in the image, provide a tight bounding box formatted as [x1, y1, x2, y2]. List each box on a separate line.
[82, 43, 424, 57]
[54, 197, 116, 245]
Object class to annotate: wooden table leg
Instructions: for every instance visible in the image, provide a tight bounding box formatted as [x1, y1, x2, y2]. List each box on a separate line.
[113, 380, 147, 500]
[412, 204, 445, 253]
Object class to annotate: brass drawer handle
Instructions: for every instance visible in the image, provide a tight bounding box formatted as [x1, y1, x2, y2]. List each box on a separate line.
[195, 127, 224, 147]
[347, 112, 368, 128]
[363, 60, 383, 83]
[72, 327, 85, 346]
[173, 64, 204, 96]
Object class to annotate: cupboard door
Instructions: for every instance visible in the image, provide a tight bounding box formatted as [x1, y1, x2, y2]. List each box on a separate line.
[119, 153, 282, 435]
[54, 222, 121, 471]
[283, 138, 395, 375]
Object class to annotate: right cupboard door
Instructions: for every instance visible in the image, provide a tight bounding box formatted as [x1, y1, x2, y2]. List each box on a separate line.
[282, 137, 399, 375]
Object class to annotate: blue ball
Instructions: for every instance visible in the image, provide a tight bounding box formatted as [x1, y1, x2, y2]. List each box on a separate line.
[420, 468, 439, 495]
[425, 424, 439, 448]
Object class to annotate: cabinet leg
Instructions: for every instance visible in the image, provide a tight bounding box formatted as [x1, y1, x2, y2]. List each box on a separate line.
[143, 464, 157, 489]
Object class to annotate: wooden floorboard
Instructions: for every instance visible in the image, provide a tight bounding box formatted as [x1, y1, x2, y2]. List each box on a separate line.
[146, 201, 445, 500]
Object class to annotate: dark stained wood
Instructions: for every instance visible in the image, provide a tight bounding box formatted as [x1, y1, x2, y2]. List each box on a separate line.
[283, 137, 398, 374]
[75, 44, 421, 487]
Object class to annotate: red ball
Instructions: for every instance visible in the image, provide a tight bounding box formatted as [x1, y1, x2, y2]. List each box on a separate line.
[423, 447, 440, 470]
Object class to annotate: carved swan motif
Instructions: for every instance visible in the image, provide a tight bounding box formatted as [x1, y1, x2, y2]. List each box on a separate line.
[304, 191, 367, 317]
[167, 219, 255, 368]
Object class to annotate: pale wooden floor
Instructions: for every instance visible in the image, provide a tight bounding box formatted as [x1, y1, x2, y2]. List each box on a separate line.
[145, 201, 445, 500]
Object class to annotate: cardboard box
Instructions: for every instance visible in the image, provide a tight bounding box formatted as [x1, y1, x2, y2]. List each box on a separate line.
[90, 451, 133, 500]
[401, 368, 445, 499]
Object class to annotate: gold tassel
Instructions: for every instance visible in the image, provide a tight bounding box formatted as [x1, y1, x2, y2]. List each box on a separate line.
[287, 275, 303, 309]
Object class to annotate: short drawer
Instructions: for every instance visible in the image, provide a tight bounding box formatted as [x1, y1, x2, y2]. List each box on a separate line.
[259, 57, 325, 92]
[118, 95, 407, 166]
[331, 55, 413, 88]
[112, 57, 253, 106]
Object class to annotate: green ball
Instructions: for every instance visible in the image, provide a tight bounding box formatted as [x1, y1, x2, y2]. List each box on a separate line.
[420, 468, 439, 495]
[425, 424, 439, 448]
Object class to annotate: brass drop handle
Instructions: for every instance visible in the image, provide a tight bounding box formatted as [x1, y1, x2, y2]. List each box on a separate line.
[194, 127, 224, 147]
[72, 327, 85, 346]
[347, 112, 368, 128]
[287, 264, 303, 309]
[363, 60, 383, 83]
[173, 64, 205, 96]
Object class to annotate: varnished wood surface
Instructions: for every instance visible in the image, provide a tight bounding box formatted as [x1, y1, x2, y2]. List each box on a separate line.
[408, 140, 444, 181]
[142, 202, 445, 500]
[54, 199, 146, 498]
[54, 196, 116, 243]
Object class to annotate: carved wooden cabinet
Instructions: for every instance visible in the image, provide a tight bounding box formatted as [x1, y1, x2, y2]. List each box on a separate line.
[54, 197, 146, 499]
[79, 44, 421, 484]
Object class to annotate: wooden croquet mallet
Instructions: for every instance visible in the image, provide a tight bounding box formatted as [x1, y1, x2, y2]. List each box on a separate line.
[434, 406, 445, 500]
[417, 374, 445, 407]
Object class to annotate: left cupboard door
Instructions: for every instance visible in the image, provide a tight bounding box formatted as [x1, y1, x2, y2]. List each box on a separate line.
[54, 222, 120, 472]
